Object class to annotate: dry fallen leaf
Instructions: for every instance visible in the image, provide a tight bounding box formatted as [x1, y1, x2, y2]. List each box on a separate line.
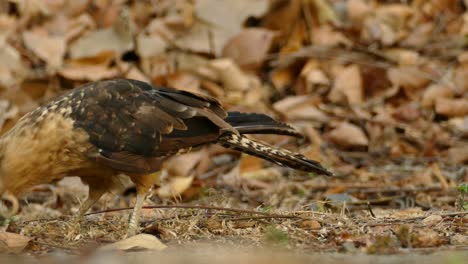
[166, 72, 201, 94]
[272, 95, 329, 122]
[164, 152, 203, 177]
[287, 106, 330, 123]
[233, 221, 256, 229]
[450, 234, 468, 246]
[303, 69, 330, 91]
[392, 103, 420, 122]
[0, 232, 31, 254]
[454, 65, 468, 94]
[273, 95, 311, 113]
[270, 68, 295, 92]
[209, 59, 250, 92]
[65, 13, 96, 41]
[222, 28, 276, 69]
[435, 98, 468, 117]
[136, 32, 167, 58]
[385, 49, 421, 66]
[312, 25, 351, 46]
[327, 122, 368, 148]
[22, 29, 65, 71]
[329, 64, 363, 104]
[59, 51, 120, 81]
[312, 0, 340, 25]
[412, 229, 446, 248]
[239, 155, 264, 173]
[61, 0, 90, 17]
[69, 7, 133, 59]
[99, 234, 167, 251]
[9, 0, 49, 19]
[300, 59, 330, 92]
[0, 100, 18, 130]
[241, 168, 281, 182]
[346, 0, 371, 27]
[363, 4, 414, 46]
[157, 175, 194, 198]
[59, 64, 119, 82]
[117, 61, 150, 83]
[175, 0, 269, 55]
[0, 36, 27, 87]
[387, 66, 430, 97]
[447, 146, 468, 164]
[401, 23, 433, 48]
[299, 220, 321, 229]
[421, 84, 453, 108]
[362, 16, 399, 46]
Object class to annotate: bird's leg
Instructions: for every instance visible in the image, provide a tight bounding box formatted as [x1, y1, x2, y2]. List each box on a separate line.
[125, 172, 160, 237]
[126, 185, 149, 237]
[73, 186, 106, 222]
[69, 186, 106, 236]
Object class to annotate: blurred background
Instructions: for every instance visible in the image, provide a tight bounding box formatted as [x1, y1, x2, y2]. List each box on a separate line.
[0, 0, 467, 255]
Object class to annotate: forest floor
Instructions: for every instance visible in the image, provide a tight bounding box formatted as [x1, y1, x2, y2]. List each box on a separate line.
[0, 0, 467, 261]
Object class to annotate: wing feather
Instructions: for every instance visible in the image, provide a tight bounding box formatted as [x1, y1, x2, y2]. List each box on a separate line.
[67, 79, 230, 159]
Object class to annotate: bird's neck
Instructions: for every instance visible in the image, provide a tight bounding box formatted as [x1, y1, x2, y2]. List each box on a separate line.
[0, 121, 71, 196]
[0, 113, 94, 196]
[0, 136, 48, 196]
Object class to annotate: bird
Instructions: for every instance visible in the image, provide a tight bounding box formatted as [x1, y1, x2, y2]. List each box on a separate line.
[0, 78, 332, 236]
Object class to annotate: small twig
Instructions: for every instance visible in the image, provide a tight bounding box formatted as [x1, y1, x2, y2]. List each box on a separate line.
[207, 29, 215, 56]
[85, 204, 293, 218]
[301, 0, 314, 43]
[425, 211, 468, 218]
[141, 213, 236, 223]
[364, 211, 468, 227]
[431, 163, 450, 190]
[302, 182, 452, 194]
[22, 205, 291, 223]
[145, 214, 301, 225]
[221, 215, 301, 222]
[367, 202, 376, 218]
[351, 186, 450, 194]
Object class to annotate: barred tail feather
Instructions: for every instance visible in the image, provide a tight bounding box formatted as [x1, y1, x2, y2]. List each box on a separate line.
[218, 133, 332, 176]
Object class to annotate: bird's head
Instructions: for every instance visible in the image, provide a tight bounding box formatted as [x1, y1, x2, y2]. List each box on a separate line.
[0, 141, 19, 220]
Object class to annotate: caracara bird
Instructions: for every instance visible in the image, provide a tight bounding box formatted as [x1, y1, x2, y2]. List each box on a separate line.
[0, 79, 331, 236]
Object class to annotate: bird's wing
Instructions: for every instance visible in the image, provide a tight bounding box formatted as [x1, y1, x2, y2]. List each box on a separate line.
[62, 79, 230, 172]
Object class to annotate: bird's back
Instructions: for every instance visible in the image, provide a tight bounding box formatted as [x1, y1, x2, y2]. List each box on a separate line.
[0, 79, 231, 193]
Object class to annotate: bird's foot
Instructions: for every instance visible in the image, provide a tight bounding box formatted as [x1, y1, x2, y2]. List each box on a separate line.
[70, 214, 84, 224]
[65, 214, 86, 239]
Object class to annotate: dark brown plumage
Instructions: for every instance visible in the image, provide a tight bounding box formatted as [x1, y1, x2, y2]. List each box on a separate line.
[0, 78, 331, 236]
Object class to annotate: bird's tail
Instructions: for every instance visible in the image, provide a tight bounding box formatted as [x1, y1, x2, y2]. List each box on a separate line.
[226, 112, 302, 137]
[218, 132, 333, 176]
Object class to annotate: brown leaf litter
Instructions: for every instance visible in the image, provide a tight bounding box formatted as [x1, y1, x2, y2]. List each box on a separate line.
[0, 0, 467, 257]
